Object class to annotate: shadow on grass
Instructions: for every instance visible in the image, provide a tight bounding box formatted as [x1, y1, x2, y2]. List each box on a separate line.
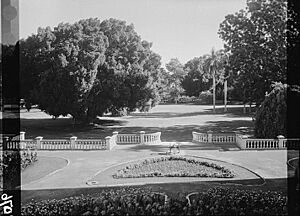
[20, 118, 127, 139]
[130, 106, 254, 119]
[21, 119, 254, 141]
[21, 178, 288, 205]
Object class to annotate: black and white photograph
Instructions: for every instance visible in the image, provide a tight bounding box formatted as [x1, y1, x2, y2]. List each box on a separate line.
[1, 0, 300, 215]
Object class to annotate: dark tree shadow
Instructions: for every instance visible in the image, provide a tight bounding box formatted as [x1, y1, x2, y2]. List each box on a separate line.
[130, 107, 254, 119]
[21, 119, 254, 141]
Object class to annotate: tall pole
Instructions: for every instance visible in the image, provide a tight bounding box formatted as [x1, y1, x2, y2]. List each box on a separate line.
[213, 70, 216, 113]
[224, 79, 227, 112]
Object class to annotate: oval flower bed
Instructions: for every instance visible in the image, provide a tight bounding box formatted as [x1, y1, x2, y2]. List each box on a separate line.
[113, 156, 234, 179]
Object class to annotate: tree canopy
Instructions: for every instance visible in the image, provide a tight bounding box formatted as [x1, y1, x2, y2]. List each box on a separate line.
[20, 18, 163, 122]
[254, 82, 287, 138]
[218, 0, 298, 105]
[164, 58, 185, 102]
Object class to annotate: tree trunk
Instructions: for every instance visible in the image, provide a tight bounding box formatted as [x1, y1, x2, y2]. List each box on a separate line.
[224, 79, 227, 112]
[213, 70, 216, 113]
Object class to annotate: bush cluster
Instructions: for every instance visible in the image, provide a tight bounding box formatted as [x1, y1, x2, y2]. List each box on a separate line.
[113, 156, 234, 178]
[21, 187, 168, 216]
[21, 149, 38, 170]
[21, 187, 290, 216]
[254, 83, 287, 138]
[188, 187, 288, 216]
[198, 91, 213, 104]
[0, 149, 38, 188]
[177, 96, 197, 104]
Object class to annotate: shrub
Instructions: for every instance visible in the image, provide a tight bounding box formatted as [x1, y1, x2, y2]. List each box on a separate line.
[0, 149, 38, 188]
[254, 83, 287, 138]
[177, 96, 197, 104]
[198, 90, 213, 104]
[20, 187, 292, 216]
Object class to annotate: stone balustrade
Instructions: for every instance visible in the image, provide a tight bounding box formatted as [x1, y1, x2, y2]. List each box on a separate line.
[144, 132, 161, 144]
[193, 131, 236, 144]
[117, 133, 141, 144]
[2, 130, 161, 150]
[194, 131, 300, 150]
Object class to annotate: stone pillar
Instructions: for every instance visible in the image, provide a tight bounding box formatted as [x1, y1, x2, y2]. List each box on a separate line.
[112, 131, 118, 144]
[20, 131, 25, 140]
[35, 136, 43, 150]
[207, 130, 213, 143]
[105, 136, 111, 150]
[70, 136, 77, 149]
[277, 135, 285, 149]
[140, 131, 145, 144]
[241, 135, 248, 149]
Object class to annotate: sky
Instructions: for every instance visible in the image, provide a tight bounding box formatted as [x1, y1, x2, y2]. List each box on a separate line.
[19, 0, 247, 66]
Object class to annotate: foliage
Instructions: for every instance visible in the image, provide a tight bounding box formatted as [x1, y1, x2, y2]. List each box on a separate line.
[189, 187, 287, 216]
[164, 58, 186, 103]
[181, 49, 227, 102]
[20, 187, 289, 216]
[198, 90, 213, 104]
[176, 96, 197, 104]
[0, 149, 37, 188]
[113, 156, 234, 178]
[219, 0, 298, 105]
[181, 56, 211, 97]
[254, 82, 287, 138]
[20, 18, 163, 121]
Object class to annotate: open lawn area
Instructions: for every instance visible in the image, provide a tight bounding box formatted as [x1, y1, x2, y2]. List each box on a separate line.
[20, 104, 255, 141]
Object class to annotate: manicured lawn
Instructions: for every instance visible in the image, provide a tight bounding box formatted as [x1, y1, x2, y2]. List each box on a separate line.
[20, 104, 254, 141]
[21, 156, 68, 185]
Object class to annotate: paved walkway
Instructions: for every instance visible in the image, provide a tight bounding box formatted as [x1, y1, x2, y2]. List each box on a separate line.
[21, 142, 288, 190]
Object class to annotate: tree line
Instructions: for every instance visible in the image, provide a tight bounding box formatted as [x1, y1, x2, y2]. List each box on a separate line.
[164, 0, 297, 109]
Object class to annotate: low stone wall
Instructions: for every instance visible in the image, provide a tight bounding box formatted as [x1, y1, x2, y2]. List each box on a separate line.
[193, 131, 300, 150]
[2, 131, 161, 151]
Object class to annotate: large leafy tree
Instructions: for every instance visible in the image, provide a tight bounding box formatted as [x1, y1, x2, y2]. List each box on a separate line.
[181, 56, 211, 97]
[26, 19, 108, 122]
[219, 0, 298, 105]
[20, 18, 162, 121]
[165, 58, 185, 103]
[90, 19, 162, 116]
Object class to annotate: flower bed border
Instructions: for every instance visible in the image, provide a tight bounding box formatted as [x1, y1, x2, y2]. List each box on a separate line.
[113, 156, 234, 179]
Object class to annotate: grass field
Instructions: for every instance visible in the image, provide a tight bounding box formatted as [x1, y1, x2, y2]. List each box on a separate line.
[20, 104, 255, 141]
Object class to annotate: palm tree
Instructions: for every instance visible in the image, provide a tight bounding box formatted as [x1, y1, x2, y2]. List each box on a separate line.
[204, 48, 226, 113]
